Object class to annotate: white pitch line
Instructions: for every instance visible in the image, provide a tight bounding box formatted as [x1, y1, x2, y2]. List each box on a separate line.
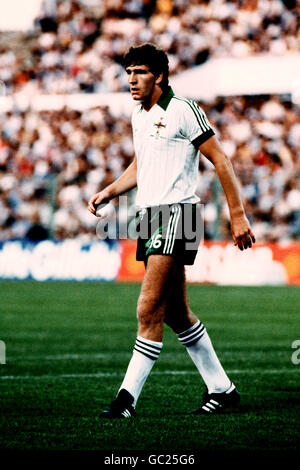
[3, 350, 289, 361]
[9, 353, 109, 361]
[0, 369, 299, 380]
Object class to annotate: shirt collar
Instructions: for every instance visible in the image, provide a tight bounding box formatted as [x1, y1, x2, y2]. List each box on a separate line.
[157, 86, 174, 111]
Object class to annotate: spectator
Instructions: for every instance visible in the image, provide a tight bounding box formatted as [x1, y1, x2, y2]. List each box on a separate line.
[25, 210, 49, 242]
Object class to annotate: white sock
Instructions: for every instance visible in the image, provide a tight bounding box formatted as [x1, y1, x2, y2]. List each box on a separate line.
[119, 336, 162, 406]
[178, 320, 231, 394]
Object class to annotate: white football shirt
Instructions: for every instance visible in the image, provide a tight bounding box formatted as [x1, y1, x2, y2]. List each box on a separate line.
[132, 87, 214, 207]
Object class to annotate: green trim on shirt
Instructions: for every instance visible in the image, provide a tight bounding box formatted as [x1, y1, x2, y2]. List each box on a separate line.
[157, 86, 175, 111]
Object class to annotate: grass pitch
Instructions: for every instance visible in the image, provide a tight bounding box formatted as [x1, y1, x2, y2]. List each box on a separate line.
[0, 281, 299, 454]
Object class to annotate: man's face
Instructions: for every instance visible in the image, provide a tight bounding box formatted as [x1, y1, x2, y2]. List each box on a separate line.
[126, 64, 157, 102]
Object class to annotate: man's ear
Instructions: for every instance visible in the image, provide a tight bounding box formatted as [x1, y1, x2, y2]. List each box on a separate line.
[155, 73, 163, 85]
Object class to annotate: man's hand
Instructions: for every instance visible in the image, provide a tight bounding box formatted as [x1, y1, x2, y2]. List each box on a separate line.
[88, 157, 137, 216]
[231, 214, 256, 251]
[88, 189, 110, 216]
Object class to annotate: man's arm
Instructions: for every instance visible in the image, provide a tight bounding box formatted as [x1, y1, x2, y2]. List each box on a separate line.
[88, 156, 137, 215]
[199, 136, 255, 250]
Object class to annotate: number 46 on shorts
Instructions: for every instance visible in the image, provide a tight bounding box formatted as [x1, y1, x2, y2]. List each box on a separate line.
[149, 233, 162, 249]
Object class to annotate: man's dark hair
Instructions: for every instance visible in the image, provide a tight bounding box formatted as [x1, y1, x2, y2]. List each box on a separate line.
[123, 43, 169, 91]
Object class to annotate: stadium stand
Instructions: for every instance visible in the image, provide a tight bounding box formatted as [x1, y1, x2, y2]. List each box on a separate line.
[1, 0, 299, 94]
[0, 0, 299, 243]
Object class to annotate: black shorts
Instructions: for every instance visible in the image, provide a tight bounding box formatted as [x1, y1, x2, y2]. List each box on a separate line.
[136, 203, 202, 265]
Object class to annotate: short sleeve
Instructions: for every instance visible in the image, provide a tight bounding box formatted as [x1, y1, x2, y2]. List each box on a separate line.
[180, 100, 215, 147]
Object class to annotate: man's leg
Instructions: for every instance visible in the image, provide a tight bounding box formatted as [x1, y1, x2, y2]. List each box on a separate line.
[164, 264, 240, 414]
[101, 255, 175, 418]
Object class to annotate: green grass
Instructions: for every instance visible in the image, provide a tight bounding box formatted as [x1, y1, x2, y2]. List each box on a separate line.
[0, 281, 299, 453]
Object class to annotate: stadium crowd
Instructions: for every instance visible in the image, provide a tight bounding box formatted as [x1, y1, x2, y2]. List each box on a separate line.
[0, 94, 299, 242]
[0, 0, 299, 95]
[0, 0, 299, 243]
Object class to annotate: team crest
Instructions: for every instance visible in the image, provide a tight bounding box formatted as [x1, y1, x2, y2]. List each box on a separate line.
[154, 117, 166, 134]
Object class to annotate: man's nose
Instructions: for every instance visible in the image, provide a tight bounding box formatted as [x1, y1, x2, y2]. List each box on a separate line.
[129, 73, 137, 84]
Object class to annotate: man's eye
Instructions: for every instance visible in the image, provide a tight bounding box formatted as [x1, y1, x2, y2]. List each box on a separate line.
[126, 69, 147, 75]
